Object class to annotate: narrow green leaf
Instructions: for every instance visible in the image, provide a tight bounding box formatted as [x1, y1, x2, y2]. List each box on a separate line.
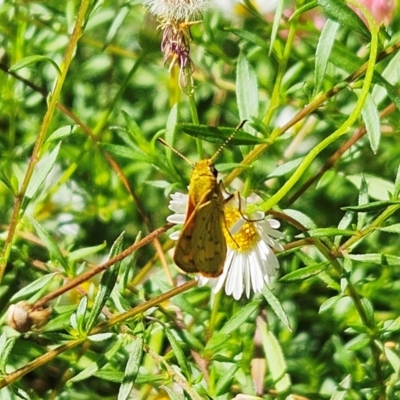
[0, 170, 18, 195]
[70, 339, 123, 382]
[314, 19, 339, 95]
[118, 337, 144, 400]
[319, 295, 343, 313]
[220, 301, 260, 335]
[26, 142, 61, 199]
[104, 5, 130, 50]
[348, 253, 400, 266]
[215, 363, 239, 395]
[175, 123, 266, 145]
[279, 262, 330, 283]
[30, 218, 69, 271]
[361, 94, 380, 154]
[268, 158, 303, 178]
[346, 174, 394, 201]
[68, 242, 107, 262]
[383, 345, 400, 374]
[330, 374, 351, 400]
[204, 332, 230, 352]
[393, 163, 400, 199]
[283, 209, 317, 230]
[317, 0, 371, 39]
[88, 333, 115, 342]
[0, 335, 17, 373]
[262, 286, 291, 331]
[46, 125, 77, 143]
[296, 228, 356, 238]
[10, 272, 58, 302]
[100, 143, 149, 162]
[236, 52, 258, 128]
[76, 295, 88, 334]
[10, 55, 61, 75]
[86, 233, 124, 332]
[226, 28, 268, 50]
[342, 200, 400, 212]
[269, 0, 284, 55]
[378, 223, 400, 233]
[260, 321, 291, 393]
[357, 175, 368, 230]
[163, 326, 191, 379]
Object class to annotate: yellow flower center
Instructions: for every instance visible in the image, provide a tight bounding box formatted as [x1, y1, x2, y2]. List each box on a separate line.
[223, 206, 259, 252]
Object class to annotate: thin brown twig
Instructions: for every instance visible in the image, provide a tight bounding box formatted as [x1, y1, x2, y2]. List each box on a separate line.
[35, 223, 173, 308]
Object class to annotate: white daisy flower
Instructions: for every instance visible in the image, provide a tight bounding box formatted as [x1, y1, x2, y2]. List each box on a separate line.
[167, 192, 284, 300]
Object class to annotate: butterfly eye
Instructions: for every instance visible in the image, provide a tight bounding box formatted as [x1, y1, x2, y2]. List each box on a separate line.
[211, 165, 218, 178]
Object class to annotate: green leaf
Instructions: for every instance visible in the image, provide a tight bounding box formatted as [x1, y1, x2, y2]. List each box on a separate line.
[204, 332, 230, 352]
[30, 218, 69, 271]
[378, 223, 400, 233]
[394, 163, 400, 199]
[104, 5, 130, 50]
[118, 337, 144, 400]
[220, 300, 260, 335]
[175, 123, 266, 145]
[341, 200, 400, 212]
[46, 125, 77, 143]
[70, 339, 123, 382]
[269, 0, 284, 55]
[314, 19, 339, 95]
[10, 272, 58, 302]
[330, 374, 351, 400]
[226, 28, 268, 50]
[0, 170, 18, 195]
[262, 286, 291, 331]
[279, 262, 330, 283]
[357, 175, 368, 230]
[348, 253, 400, 266]
[68, 242, 107, 262]
[296, 228, 356, 238]
[319, 295, 343, 313]
[86, 232, 124, 332]
[99, 143, 149, 162]
[25, 142, 61, 200]
[362, 94, 380, 154]
[0, 335, 17, 373]
[75, 295, 88, 335]
[317, 0, 371, 39]
[10, 55, 61, 75]
[88, 333, 115, 342]
[346, 174, 394, 201]
[383, 345, 400, 374]
[260, 320, 291, 393]
[236, 52, 258, 129]
[283, 209, 317, 229]
[215, 363, 239, 395]
[163, 325, 191, 379]
[268, 157, 303, 178]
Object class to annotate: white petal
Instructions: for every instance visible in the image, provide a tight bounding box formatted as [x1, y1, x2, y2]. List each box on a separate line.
[169, 231, 181, 240]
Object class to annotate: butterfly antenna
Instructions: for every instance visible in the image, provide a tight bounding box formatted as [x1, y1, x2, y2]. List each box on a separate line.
[158, 137, 194, 166]
[211, 120, 247, 162]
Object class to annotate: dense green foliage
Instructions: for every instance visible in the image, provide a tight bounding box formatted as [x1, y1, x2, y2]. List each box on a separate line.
[1, 0, 400, 399]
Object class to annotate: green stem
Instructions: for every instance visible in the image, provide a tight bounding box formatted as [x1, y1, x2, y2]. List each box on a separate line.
[260, 21, 378, 212]
[0, 0, 92, 283]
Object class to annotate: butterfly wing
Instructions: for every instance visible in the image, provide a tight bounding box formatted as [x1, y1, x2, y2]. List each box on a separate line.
[191, 195, 226, 277]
